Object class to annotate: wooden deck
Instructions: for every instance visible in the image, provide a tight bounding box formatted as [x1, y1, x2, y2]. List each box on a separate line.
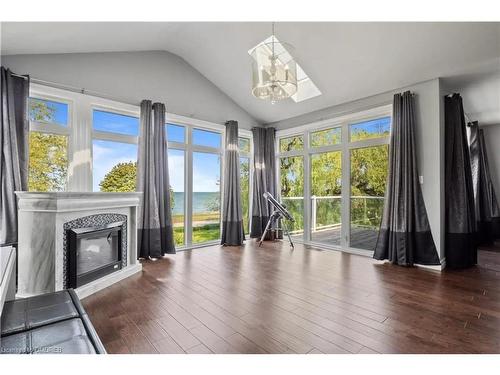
[82, 240, 500, 354]
[309, 226, 379, 250]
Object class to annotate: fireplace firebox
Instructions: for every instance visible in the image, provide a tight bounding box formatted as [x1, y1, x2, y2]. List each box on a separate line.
[67, 221, 124, 288]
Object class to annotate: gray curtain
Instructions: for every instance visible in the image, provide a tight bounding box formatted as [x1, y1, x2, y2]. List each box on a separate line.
[469, 121, 500, 244]
[136, 100, 175, 258]
[444, 93, 477, 268]
[250, 127, 277, 238]
[221, 120, 245, 246]
[1, 67, 29, 246]
[374, 91, 440, 266]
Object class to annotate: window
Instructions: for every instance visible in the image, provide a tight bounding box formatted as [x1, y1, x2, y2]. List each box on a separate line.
[238, 137, 251, 153]
[350, 145, 389, 250]
[29, 132, 68, 192]
[28, 97, 69, 192]
[277, 107, 391, 253]
[310, 127, 341, 147]
[192, 152, 221, 243]
[168, 148, 185, 246]
[192, 128, 222, 148]
[29, 98, 68, 126]
[92, 110, 139, 192]
[238, 136, 252, 235]
[279, 135, 304, 153]
[310, 151, 342, 245]
[93, 110, 139, 136]
[350, 116, 391, 142]
[92, 140, 138, 192]
[167, 123, 185, 143]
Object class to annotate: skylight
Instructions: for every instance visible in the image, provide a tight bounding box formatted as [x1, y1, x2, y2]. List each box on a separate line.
[248, 36, 322, 103]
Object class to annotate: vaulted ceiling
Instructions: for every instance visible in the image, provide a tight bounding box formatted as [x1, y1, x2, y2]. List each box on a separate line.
[2, 22, 499, 124]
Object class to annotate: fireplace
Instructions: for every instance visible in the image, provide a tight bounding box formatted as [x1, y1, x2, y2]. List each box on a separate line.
[66, 221, 124, 288]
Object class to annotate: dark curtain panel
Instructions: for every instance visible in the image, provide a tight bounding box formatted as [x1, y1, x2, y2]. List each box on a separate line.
[221, 120, 245, 246]
[469, 121, 500, 244]
[250, 127, 277, 238]
[136, 100, 175, 258]
[1, 67, 29, 246]
[374, 91, 440, 266]
[445, 94, 477, 268]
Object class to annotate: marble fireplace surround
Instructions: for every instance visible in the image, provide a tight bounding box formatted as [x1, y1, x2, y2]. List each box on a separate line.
[15, 192, 142, 299]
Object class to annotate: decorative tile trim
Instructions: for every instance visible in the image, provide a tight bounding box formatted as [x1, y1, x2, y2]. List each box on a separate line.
[63, 213, 127, 288]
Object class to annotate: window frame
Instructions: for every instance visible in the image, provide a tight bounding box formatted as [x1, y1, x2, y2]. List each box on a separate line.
[276, 104, 392, 257]
[28, 88, 73, 192]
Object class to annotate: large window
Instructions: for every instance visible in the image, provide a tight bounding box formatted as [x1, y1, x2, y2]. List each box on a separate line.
[92, 110, 139, 192]
[167, 123, 226, 247]
[276, 106, 391, 253]
[28, 97, 69, 192]
[27, 84, 252, 250]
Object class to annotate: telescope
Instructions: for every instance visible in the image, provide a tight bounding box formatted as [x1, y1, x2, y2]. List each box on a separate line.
[259, 192, 295, 248]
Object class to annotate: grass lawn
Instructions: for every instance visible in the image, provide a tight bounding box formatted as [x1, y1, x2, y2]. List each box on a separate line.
[173, 220, 220, 245]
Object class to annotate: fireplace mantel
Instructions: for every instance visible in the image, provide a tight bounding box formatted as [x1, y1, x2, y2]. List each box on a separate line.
[15, 192, 142, 299]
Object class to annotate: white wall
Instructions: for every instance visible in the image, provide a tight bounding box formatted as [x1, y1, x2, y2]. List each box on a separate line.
[481, 124, 500, 195]
[267, 78, 445, 262]
[1, 51, 259, 129]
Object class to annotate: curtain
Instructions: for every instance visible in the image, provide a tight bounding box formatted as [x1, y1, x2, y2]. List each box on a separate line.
[250, 127, 277, 238]
[444, 94, 477, 268]
[1, 67, 29, 246]
[136, 100, 175, 258]
[374, 91, 440, 266]
[469, 121, 500, 244]
[220, 120, 245, 246]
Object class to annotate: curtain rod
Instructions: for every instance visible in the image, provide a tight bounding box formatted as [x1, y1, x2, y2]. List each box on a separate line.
[9, 72, 142, 107]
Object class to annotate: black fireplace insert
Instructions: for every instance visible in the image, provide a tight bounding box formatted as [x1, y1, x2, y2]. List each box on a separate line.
[66, 221, 124, 288]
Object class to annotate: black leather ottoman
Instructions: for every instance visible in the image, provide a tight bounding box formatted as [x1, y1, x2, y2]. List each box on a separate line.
[1, 289, 105, 354]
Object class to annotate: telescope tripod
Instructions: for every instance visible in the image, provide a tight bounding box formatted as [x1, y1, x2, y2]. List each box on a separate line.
[258, 209, 295, 248]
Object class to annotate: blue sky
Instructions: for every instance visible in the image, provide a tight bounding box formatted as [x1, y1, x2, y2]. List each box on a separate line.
[30, 98, 68, 125]
[350, 116, 391, 138]
[93, 110, 139, 135]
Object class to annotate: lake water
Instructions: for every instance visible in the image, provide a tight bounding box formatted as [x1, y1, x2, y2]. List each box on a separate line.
[171, 192, 219, 215]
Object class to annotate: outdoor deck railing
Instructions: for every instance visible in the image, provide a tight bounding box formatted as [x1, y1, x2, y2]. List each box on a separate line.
[281, 195, 384, 233]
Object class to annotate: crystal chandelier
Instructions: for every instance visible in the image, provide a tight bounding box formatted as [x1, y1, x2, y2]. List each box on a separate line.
[250, 23, 298, 104]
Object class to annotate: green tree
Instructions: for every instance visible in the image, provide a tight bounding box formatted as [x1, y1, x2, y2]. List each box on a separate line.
[99, 162, 137, 192]
[98, 162, 176, 211]
[28, 100, 68, 192]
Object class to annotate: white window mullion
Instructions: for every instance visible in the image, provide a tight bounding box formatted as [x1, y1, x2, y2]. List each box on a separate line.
[185, 127, 193, 246]
[303, 131, 311, 243]
[341, 121, 351, 248]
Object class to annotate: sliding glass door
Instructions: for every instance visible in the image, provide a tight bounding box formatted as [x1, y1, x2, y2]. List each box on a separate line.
[276, 111, 391, 253]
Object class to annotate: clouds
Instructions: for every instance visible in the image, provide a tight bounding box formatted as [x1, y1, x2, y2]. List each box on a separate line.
[168, 150, 185, 192]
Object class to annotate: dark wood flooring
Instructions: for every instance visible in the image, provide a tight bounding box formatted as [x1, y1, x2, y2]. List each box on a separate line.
[82, 240, 500, 354]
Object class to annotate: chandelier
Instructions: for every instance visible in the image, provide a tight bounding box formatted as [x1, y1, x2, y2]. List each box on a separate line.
[250, 23, 298, 104]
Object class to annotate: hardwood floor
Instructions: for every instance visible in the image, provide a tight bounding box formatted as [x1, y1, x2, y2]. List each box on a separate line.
[82, 240, 500, 354]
